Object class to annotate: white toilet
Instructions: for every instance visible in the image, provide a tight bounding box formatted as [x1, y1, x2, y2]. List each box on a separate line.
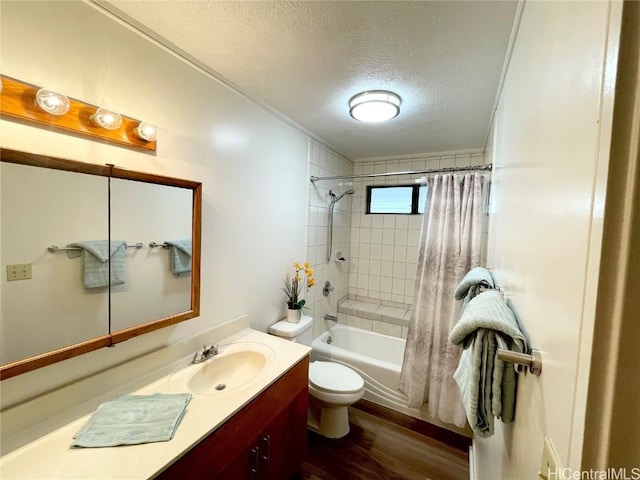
[269, 316, 364, 439]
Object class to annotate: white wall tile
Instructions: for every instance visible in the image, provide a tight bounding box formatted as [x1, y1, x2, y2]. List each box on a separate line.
[393, 246, 407, 262]
[370, 259, 381, 276]
[372, 320, 402, 338]
[382, 229, 395, 245]
[392, 278, 404, 295]
[349, 150, 486, 316]
[370, 228, 383, 244]
[383, 215, 396, 229]
[380, 276, 393, 294]
[394, 230, 408, 246]
[395, 215, 409, 229]
[346, 316, 373, 331]
[393, 262, 406, 279]
[381, 260, 394, 277]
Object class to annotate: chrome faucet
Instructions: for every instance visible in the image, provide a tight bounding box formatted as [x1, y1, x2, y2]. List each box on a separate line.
[192, 344, 219, 364]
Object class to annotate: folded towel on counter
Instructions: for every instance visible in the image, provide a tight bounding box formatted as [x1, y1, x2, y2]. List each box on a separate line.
[449, 290, 526, 437]
[164, 240, 192, 275]
[71, 393, 192, 448]
[454, 267, 494, 313]
[67, 240, 126, 288]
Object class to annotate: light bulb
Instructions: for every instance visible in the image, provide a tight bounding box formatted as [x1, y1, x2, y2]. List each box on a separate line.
[135, 122, 157, 142]
[35, 88, 70, 116]
[92, 107, 122, 130]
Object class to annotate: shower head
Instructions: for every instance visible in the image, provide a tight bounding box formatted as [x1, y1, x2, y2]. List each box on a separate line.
[329, 189, 355, 203]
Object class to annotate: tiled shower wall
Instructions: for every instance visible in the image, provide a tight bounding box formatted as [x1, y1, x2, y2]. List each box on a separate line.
[347, 151, 488, 326]
[305, 139, 354, 338]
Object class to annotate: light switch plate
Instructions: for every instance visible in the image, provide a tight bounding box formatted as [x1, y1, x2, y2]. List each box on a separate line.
[6, 263, 32, 281]
[538, 435, 561, 480]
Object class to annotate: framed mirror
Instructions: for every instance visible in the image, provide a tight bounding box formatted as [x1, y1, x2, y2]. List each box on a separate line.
[0, 148, 201, 379]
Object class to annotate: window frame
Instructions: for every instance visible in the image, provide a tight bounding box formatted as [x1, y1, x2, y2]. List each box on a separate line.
[365, 183, 426, 215]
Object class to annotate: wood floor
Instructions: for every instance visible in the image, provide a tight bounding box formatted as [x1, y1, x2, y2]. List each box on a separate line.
[295, 402, 470, 480]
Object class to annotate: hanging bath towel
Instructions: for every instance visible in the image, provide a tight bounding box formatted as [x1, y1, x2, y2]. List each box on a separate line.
[448, 290, 526, 437]
[454, 266, 495, 313]
[164, 240, 192, 275]
[67, 240, 126, 288]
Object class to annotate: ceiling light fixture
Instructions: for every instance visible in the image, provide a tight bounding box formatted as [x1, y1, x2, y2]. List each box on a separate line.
[349, 90, 401, 123]
[91, 107, 123, 130]
[135, 122, 157, 142]
[35, 88, 70, 116]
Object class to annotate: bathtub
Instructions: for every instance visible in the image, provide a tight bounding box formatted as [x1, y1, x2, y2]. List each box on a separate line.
[311, 324, 409, 413]
[312, 323, 471, 435]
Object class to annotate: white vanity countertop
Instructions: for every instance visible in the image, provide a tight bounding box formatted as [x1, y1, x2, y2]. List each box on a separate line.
[0, 328, 310, 479]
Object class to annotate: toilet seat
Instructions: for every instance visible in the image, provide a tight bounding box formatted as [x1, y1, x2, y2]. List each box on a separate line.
[309, 361, 364, 394]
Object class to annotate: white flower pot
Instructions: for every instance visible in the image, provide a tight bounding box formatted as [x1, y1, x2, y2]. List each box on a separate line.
[287, 308, 301, 323]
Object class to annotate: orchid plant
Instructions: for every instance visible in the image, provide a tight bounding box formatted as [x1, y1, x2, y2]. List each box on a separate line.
[283, 262, 315, 311]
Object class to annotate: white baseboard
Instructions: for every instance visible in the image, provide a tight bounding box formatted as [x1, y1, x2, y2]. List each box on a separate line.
[469, 443, 477, 480]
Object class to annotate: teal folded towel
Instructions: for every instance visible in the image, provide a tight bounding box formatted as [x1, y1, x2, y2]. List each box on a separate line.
[67, 240, 126, 288]
[454, 267, 494, 313]
[71, 393, 192, 448]
[165, 240, 192, 275]
[449, 290, 526, 437]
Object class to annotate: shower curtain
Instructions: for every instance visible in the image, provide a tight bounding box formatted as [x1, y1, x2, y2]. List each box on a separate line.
[399, 172, 484, 428]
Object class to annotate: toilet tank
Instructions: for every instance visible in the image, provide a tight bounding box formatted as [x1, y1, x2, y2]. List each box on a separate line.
[268, 315, 314, 346]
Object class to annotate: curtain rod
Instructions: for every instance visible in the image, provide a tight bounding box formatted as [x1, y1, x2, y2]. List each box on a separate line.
[310, 163, 492, 183]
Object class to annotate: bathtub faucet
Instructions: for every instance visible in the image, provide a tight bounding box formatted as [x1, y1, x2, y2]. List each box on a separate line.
[324, 314, 338, 323]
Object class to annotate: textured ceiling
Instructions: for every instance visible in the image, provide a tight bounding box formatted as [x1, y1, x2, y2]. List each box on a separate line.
[100, 1, 518, 160]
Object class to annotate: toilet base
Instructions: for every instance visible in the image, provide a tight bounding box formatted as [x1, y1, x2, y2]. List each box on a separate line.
[307, 401, 350, 439]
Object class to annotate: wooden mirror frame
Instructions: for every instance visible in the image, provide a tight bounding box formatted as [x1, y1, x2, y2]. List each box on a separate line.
[0, 148, 202, 380]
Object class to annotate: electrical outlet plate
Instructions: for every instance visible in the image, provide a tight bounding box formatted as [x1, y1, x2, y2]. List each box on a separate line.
[6, 263, 32, 281]
[538, 435, 561, 480]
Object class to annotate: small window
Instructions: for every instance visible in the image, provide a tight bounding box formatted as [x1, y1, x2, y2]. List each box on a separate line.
[366, 184, 427, 214]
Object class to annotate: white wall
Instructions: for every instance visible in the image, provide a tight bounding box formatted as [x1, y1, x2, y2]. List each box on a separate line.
[0, 1, 309, 407]
[477, 1, 621, 478]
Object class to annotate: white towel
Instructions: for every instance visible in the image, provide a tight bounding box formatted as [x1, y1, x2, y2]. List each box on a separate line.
[71, 393, 192, 448]
[454, 267, 494, 313]
[164, 240, 192, 275]
[449, 290, 526, 437]
[67, 240, 126, 288]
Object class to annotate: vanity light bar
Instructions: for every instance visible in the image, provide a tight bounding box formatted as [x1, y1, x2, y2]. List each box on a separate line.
[0, 75, 157, 153]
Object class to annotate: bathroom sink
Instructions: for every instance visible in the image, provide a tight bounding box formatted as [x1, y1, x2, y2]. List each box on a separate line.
[168, 342, 274, 395]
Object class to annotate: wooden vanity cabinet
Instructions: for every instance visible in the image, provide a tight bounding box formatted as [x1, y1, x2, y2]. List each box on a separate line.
[157, 356, 309, 480]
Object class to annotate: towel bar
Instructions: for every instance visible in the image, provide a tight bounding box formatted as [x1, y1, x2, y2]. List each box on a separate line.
[48, 242, 144, 253]
[496, 335, 542, 376]
[149, 241, 170, 249]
